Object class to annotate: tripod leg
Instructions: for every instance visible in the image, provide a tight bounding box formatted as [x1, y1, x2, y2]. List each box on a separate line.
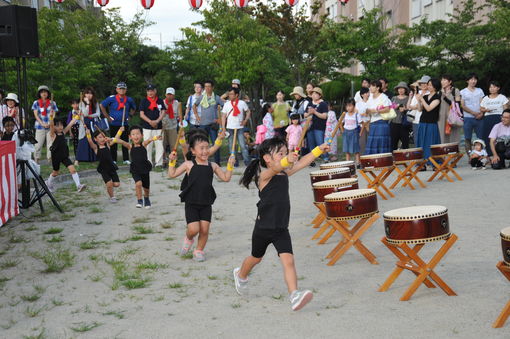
[25, 161, 63, 213]
[32, 179, 44, 213]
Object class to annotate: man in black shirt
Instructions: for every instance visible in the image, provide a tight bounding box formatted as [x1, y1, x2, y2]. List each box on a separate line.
[139, 84, 166, 167]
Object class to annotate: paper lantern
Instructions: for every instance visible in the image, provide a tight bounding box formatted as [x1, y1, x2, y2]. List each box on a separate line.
[141, 0, 155, 9]
[189, 0, 203, 9]
[54, 0, 64, 3]
[234, 0, 249, 8]
[97, 0, 109, 6]
[339, 0, 349, 5]
[285, 0, 299, 6]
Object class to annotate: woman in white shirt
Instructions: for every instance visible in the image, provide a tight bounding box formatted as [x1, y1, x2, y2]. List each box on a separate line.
[480, 81, 509, 156]
[364, 80, 391, 154]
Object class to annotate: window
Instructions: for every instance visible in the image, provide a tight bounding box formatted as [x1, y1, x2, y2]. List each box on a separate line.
[411, 0, 421, 19]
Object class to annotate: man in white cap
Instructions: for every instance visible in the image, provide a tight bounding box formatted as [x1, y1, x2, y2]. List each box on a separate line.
[408, 75, 430, 146]
[162, 87, 180, 164]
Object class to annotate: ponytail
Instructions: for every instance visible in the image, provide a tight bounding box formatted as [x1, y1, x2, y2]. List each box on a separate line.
[240, 158, 261, 189]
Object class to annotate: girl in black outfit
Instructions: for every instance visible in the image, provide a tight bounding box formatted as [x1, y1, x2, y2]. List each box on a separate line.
[168, 131, 235, 262]
[233, 137, 329, 311]
[115, 125, 161, 209]
[85, 127, 120, 203]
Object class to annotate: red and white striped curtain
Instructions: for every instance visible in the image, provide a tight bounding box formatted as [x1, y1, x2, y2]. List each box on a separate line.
[0, 141, 18, 227]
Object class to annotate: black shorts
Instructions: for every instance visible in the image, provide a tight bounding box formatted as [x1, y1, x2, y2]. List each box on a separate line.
[51, 156, 72, 171]
[251, 227, 293, 258]
[132, 172, 150, 189]
[184, 203, 212, 224]
[100, 170, 119, 184]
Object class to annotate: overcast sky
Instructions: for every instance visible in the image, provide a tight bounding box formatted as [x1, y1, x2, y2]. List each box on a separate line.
[110, 0, 310, 48]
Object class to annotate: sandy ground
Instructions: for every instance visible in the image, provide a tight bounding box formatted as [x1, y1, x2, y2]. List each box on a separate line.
[0, 158, 510, 339]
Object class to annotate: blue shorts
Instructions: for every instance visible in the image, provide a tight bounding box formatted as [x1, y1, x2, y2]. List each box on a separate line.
[463, 117, 482, 141]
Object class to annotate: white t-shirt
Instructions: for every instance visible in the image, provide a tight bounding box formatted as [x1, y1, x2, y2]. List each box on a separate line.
[480, 94, 508, 116]
[355, 100, 370, 122]
[222, 99, 249, 129]
[409, 90, 429, 124]
[460, 87, 484, 118]
[186, 94, 202, 125]
[366, 93, 391, 123]
[472, 149, 487, 157]
[343, 112, 362, 130]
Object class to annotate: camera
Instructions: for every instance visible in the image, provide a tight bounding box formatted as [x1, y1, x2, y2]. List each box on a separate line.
[17, 129, 37, 146]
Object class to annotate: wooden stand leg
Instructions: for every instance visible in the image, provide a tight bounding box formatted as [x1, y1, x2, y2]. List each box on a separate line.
[493, 261, 510, 328]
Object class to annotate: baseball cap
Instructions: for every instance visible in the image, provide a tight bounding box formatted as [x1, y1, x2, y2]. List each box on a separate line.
[166, 87, 175, 95]
[232, 79, 241, 85]
[116, 82, 127, 89]
[146, 84, 156, 90]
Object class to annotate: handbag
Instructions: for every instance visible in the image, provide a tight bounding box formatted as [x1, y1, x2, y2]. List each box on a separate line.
[92, 117, 110, 132]
[381, 108, 397, 121]
[447, 102, 464, 127]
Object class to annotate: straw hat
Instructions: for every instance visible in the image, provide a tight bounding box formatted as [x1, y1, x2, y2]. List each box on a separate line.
[5, 93, 19, 104]
[312, 87, 323, 96]
[290, 86, 306, 98]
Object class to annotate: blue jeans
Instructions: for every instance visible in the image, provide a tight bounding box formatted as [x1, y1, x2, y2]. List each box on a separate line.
[463, 117, 482, 141]
[227, 128, 250, 166]
[199, 124, 220, 164]
[307, 129, 327, 160]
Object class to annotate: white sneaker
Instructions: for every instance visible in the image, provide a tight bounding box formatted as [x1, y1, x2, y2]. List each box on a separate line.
[233, 267, 248, 295]
[77, 184, 87, 192]
[123, 160, 131, 165]
[290, 290, 313, 311]
[109, 197, 118, 203]
[45, 180, 55, 193]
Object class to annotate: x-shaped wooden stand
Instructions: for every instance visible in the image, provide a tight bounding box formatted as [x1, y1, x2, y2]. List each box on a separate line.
[390, 160, 427, 190]
[378, 234, 457, 301]
[323, 213, 379, 266]
[310, 203, 337, 244]
[493, 262, 510, 328]
[427, 153, 464, 183]
[359, 167, 395, 200]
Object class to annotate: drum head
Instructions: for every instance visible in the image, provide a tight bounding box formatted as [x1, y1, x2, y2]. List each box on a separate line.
[393, 147, 422, 153]
[501, 227, 510, 239]
[431, 142, 459, 148]
[310, 168, 350, 176]
[312, 178, 358, 188]
[384, 205, 447, 221]
[360, 153, 393, 159]
[324, 188, 376, 201]
[320, 161, 354, 169]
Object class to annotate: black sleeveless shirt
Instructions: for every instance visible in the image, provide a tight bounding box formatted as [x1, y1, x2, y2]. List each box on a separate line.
[96, 146, 117, 173]
[255, 173, 290, 230]
[130, 145, 152, 174]
[179, 159, 216, 205]
[50, 133, 69, 158]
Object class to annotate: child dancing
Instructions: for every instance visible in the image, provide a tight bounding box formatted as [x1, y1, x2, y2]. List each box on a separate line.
[233, 137, 329, 311]
[46, 115, 86, 193]
[168, 130, 235, 262]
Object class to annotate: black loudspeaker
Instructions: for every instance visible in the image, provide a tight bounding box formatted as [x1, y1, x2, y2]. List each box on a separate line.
[0, 5, 39, 58]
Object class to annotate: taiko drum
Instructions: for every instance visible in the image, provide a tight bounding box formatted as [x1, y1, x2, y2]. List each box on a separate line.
[309, 168, 351, 185]
[320, 160, 356, 177]
[500, 227, 510, 266]
[324, 188, 378, 221]
[430, 142, 459, 156]
[312, 178, 359, 203]
[360, 153, 394, 169]
[393, 148, 423, 162]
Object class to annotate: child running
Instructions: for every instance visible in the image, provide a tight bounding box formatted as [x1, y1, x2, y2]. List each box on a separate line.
[168, 130, 235, 262]
[114, 125, 161, 208]
[233, 137, 329, 311]
[85, 126, 120, 203]
[46, 114, 86, 193]
[339, 99, 362, 164]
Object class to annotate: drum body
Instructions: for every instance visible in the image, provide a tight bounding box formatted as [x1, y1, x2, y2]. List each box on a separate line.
[312, 178, 359, 203]
[393, 148, 423, 163]
[383, 206, 450, 244]
[360, 153, 393, 169]
[500, 227, 510, 266]
[430, 142, 459, 156]
[320, 161, 356, 177]
[310, 168, 351, 185]
[324, 189, 378, 220]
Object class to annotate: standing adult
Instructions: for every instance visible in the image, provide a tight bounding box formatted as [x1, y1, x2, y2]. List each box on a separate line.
[480, 81, 508, 156]
[407, 76, 430, 145]
[489, 109, 510, 169]
[305, 83, 314, 103]
[139, 84, 166, 167]
[193, 80, 224, 164]
[304, 87, 329, 161]
[390, 82, 411, 150]
[364, 80, 392, 154]
[221, 79, 250, 104]
[290, 86, 309, 119]
[77, 87, 100, 162]
[460, 73, 484, 155]
[272, 90, 291, 138]
[185, 81, 203, 128]
[355, 87, 371, 154]
[379, 77, 394, 99]
[439, 75, 462, 144]
[100, 82, 137, 164]
[354, 78, 370, 103]
[162, 87, 180, 164]
[1, 93, 21, 132]
[32, 85, 58, 163]
[415, 79, 442, 163]
[221, 87, 251, 166]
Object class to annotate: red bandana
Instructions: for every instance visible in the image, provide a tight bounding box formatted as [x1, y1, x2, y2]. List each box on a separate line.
[8, 107, 17, 118]
[115, 95, 126, 110]
[165, 99, 175, 119]
[147, 96, 159, 111]
[232, 99, 241, 117]
[38, 99, 50, 116]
